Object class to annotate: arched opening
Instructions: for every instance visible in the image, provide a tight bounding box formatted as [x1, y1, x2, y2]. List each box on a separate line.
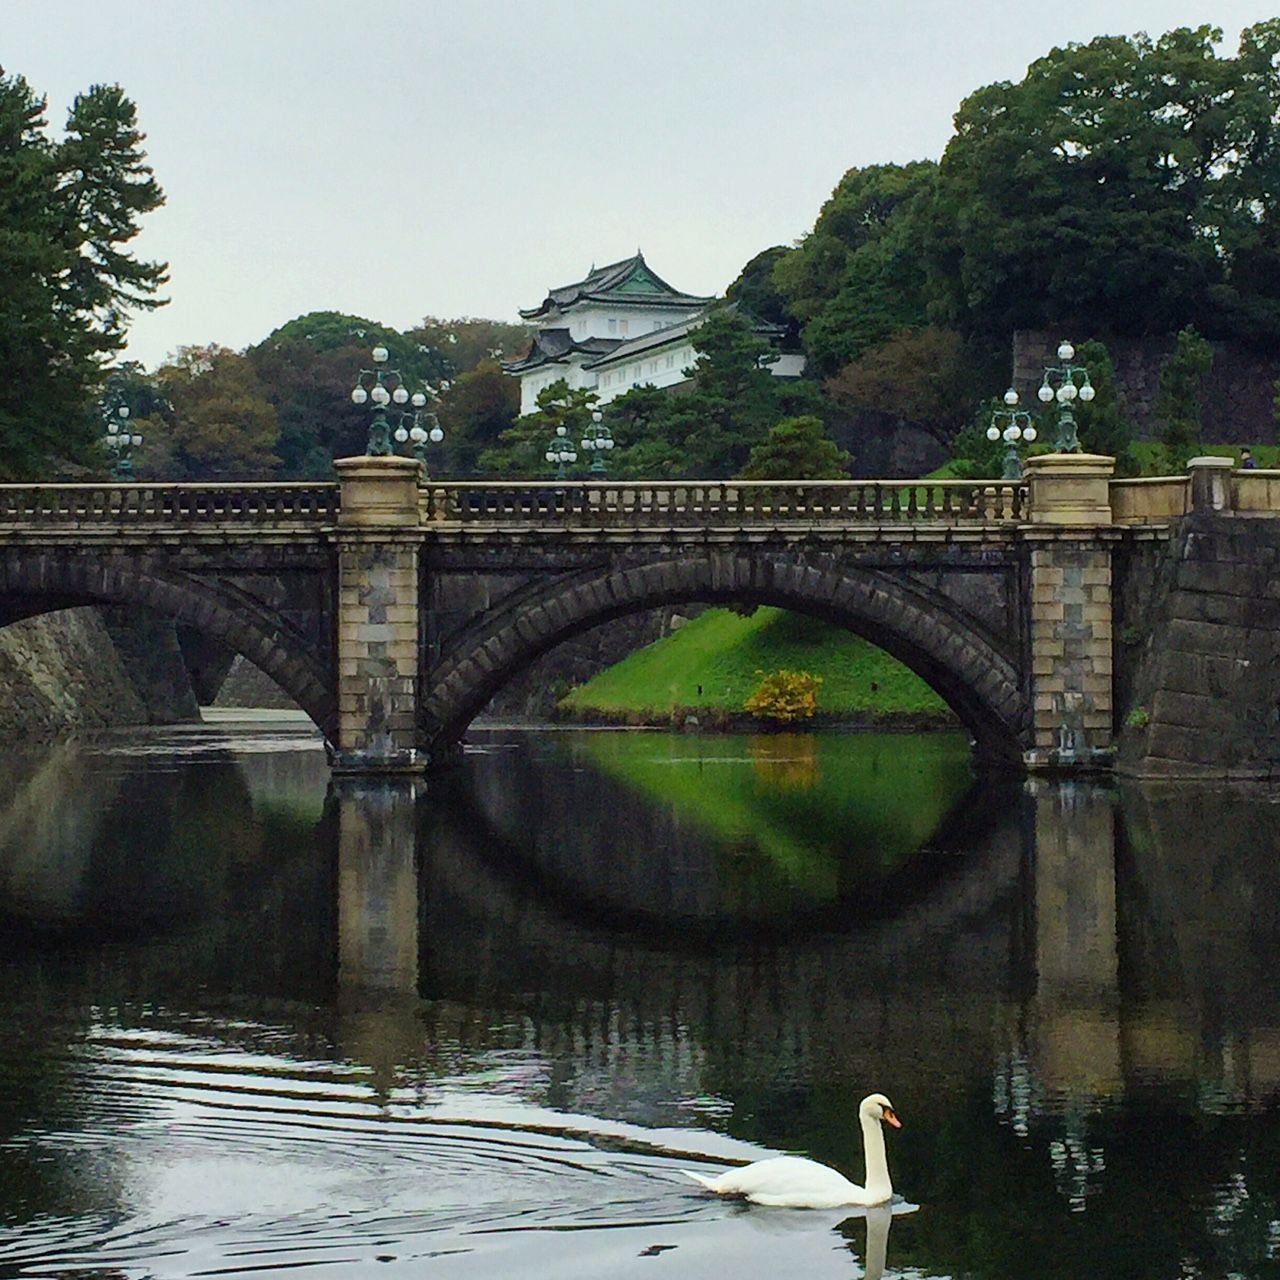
[0, 553, 334, 739]
[421, 550, 1027, 762]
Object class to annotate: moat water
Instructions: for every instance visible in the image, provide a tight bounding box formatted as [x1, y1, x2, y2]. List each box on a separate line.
[0, 717, 1278, 1279]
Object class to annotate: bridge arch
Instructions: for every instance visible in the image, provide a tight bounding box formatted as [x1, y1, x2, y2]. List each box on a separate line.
[421, 548, 1028, 761]
[0, 551, 335, 736]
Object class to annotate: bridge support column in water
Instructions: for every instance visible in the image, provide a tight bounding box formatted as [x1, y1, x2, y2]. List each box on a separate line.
[1024, 454, 1117, 771]
[332, 457, 425, 773]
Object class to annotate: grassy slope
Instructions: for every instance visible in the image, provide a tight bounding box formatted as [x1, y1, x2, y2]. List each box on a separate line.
[560, 606, 949, 716]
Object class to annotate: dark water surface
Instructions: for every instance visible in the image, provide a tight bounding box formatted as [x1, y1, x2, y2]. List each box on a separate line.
[1, 718, 1278, 1278]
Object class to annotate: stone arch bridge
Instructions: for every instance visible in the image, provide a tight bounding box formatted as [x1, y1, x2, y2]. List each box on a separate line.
[0, 454, 1271, 776]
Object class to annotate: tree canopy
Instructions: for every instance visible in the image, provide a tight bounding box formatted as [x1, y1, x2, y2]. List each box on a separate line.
[0, 68, 166, 479]
[924, 23, 1280, 345]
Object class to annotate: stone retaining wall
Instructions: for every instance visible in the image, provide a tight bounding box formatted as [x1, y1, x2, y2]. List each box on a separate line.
[1115, 514, 1280, 778]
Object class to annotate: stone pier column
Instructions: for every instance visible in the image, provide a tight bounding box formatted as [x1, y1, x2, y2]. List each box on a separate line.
[333, 456, 424, 773]
[1023, 454, 1116, 771]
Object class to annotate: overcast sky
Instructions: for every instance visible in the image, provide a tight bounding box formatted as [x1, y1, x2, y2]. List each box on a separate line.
[9, 0, 1279, 369]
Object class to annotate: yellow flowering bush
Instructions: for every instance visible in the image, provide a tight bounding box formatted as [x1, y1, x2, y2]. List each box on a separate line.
[744, 669, 822, 723]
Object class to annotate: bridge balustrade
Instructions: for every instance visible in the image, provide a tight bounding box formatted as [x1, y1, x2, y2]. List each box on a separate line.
[420, 479, 1026, 525]
[0, 482, 340, 526]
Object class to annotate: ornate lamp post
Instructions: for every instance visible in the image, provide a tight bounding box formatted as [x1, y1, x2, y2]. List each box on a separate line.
[1037, 340, 1095, 453]
[104, 405, 143, 480]
[986, 388, 1038, 480]
[350, 345, 426, 456]
[579, 408, 614, 475]
[394, 385, 447, 473]
[545, 425, 578, 480]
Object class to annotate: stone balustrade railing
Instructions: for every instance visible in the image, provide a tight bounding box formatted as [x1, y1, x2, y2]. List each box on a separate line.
[0, 482, 339, 526]
[3, 467, 1279, 533]
[419, 479, 1027, 525]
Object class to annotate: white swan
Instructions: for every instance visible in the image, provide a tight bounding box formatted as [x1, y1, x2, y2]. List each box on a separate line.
[682, 1093, 901, 1209]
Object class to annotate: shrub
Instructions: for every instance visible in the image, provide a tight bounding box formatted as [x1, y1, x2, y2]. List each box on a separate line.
[744, 669, 822, 722]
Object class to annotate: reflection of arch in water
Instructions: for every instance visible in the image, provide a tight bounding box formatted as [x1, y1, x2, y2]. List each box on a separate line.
[412, 770, 1026, 1111]
[426, 759, 1024, 950]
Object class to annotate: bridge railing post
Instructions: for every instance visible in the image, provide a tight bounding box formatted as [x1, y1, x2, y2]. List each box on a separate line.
[1023, 453, 1117, 773]
[332, 456, 424, 774]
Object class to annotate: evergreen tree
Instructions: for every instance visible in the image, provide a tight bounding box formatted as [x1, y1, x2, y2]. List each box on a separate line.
[1073, 340, 1136, 474]
[738, 415, 851, 480]
[1154, 327, 1214, 469]
[0, 68, 165, 479]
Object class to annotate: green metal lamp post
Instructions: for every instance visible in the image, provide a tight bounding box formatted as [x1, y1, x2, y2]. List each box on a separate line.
[1037, 340, 1095, 452]
[104, 405, 143, 480]
[545, 425, 578, 480]
[579, 408, 614, 475]
[350, 345, 426, 456]
[395, 397, 446, 473]
[986, 388, 1038, 480]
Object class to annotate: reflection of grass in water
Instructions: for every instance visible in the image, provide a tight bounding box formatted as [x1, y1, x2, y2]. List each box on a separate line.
[568, 731, 973, 900]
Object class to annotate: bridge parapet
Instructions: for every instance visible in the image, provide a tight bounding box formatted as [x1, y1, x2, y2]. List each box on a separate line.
[0, 481, 338, 528]
[420, 478, 1026, 526]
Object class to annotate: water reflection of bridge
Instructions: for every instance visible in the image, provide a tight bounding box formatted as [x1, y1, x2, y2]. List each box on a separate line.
[331, 772, 1280, 1119]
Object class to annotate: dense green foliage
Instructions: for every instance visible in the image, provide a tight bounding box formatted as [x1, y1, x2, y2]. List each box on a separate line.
[738, 414, 850, 480]
[559, 607, 950, 718]
[0, 68, 166, 479]
[1154, 326, 1214, 467]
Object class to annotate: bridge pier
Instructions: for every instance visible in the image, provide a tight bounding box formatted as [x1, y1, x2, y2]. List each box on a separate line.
[1024, 455, 1117, 771]
[331, 457, 425, 773]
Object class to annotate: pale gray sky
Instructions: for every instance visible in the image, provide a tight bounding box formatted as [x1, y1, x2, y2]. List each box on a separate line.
[11, 0, 1279, 369]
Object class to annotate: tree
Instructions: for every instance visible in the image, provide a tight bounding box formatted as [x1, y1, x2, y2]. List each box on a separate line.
[824, 327, 977, 447]
[726, 246, 796, 334]
[924, 24, 1280, 347]
[0, 69, 165, 479]
[1154, 326, 1214, 469]
[406, 316, 533, 377]
[150, 345, 279, 479]
[738, 415, 850, 480]
[482, 378, 597, 476]
[248, 314, 454, 476]
[772, 161, 936, 377]
[1072, 340, 1135, 473]
[657, 308, 784, 476]
[436, 360, 519, 476]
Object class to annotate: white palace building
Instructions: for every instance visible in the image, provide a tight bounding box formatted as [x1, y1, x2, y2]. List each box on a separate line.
[503, 253, 804, 416]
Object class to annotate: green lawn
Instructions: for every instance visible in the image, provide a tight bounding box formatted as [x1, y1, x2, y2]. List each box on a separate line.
[559, 606, 951, 718]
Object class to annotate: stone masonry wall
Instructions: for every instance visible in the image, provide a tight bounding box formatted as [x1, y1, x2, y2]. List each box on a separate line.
[1014, 330, 1280, 443]
[0, 609, 148, 739]
[1116, 515, 1280, 778]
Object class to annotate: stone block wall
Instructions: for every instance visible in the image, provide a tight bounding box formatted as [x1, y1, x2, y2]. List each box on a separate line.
[1014, 329, 1280, 443]
[1116, 514, 1280, 778]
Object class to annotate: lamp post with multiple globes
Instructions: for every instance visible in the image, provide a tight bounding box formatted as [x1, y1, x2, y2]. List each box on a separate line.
[579, 409, 614, 474]
[104, 405, 143, 481]
[393, 382, 448, 474]
[986, 388, 1038, 480]
[350, 345, 427, 457]
[1037, 340, 1095, 453]
[545, 425, 578, 480]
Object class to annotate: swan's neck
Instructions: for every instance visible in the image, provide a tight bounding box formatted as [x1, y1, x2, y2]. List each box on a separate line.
[861, 1114, 893, 1202]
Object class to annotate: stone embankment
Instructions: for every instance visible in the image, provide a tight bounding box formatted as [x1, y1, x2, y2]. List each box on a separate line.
[0, 608, 201, 741]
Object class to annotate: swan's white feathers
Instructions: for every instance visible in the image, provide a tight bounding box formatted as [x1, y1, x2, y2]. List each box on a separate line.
[682, 1093, 900, 1209]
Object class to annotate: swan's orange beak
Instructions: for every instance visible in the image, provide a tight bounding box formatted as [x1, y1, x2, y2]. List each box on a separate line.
[884, 1108, 901, 1128]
